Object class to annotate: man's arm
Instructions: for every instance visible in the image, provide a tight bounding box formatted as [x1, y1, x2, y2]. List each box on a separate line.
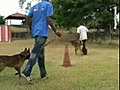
[76, 27, 80, 40]
[46, 17, 61, 37]
[23, 16, 32, 34]
[25, 16, 32, 30]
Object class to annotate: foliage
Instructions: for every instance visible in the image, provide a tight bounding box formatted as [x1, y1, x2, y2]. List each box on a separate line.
[19, 0, 43, 14]
[51, 0, 119, 29]
[0, 16, 5, 25]
[18, 0, 119, 30]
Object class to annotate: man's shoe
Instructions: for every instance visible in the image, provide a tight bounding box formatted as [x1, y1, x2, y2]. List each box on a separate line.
[21, 73, 32, 84]
[42, 76, 47, 80]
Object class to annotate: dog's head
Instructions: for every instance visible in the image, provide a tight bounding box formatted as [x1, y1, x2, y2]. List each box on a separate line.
[20, 48, 30, 59]
[70, 39, 80, 45]
[70, 39, 76, 45]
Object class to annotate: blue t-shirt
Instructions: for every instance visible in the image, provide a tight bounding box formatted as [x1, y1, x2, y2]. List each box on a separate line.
[28, 1, 53, 37]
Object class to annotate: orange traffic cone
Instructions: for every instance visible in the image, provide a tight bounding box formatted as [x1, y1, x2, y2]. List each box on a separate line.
[62, 43, 72, 67]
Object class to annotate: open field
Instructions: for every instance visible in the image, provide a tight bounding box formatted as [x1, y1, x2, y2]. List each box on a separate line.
[0, 38, 119, 90]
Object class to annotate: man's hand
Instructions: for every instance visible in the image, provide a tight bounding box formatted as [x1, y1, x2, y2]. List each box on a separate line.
[55, 31, 62, 37]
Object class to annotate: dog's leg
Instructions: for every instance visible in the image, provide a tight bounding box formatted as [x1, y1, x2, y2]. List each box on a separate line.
[14, 67, 21, 77]
[79, 45, 83, 56]
[75, 49, 77, 55]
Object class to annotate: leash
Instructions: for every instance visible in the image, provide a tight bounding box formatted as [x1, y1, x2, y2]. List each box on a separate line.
[39, 39, 55, 49]
[44, 31, 62, 47]
[44, 39, 55, 47]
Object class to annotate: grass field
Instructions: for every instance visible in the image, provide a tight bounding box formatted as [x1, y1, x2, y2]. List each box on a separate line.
[0, 38, 119, 90]
[0, 27, 119, 90]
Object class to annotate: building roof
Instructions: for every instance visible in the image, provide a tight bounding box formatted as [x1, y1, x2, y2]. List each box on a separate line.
[5, 12, 26, 20]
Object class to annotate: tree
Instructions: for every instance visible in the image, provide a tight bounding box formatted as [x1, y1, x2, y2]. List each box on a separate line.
[19, 0, 41, 12]
[52, 0, 87, 29]
[18, 0, 119, 30]
[0, 16, 5, 25]
[52, 0, 119, 29]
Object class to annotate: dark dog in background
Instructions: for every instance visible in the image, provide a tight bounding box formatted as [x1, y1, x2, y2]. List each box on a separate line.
[70, 39, 82, 55]
[0, 48, 30, 77]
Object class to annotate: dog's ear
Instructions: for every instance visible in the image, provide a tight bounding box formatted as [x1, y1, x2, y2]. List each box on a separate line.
[24, 48, 27, 51]
[27, 48, 30, 53]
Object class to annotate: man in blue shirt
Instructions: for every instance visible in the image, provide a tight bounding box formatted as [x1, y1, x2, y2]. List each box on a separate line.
[22, 0, 61, 83]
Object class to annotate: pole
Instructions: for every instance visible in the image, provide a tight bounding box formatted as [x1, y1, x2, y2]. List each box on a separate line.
[114, 6, 117, 29]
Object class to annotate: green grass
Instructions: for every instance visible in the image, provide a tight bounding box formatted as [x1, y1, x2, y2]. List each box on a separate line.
[0, 39, 119, 90]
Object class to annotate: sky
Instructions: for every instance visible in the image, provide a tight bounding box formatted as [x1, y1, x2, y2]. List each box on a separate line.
[0, 0, 24, 24]
[0, 0, 119, 25]
[0, 0, 39, 24]
[0, 0, 41, 17]
[0, 0, 22, 17]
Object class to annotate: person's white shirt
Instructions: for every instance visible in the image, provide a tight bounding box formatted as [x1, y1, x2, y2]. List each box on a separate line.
[77, 25, 89, 40]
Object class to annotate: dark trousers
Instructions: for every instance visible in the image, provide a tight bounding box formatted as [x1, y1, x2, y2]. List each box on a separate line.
[82, 40, 86, 48]
[22, 36, 47, 78]
[81, 40, 87, 55]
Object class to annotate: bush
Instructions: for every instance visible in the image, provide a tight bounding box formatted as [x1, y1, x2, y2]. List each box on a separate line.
[0, 16, 5, 25]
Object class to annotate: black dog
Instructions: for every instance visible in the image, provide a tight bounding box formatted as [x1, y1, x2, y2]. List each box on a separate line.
[0, 48, 30, 77]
